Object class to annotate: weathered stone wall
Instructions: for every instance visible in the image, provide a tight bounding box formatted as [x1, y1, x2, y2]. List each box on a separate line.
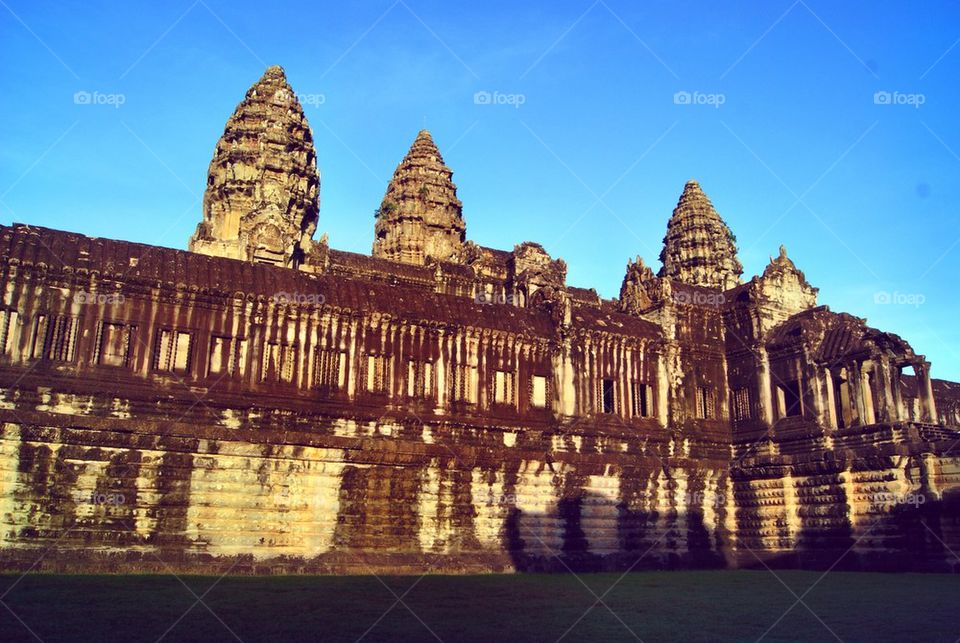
[0, 393, 734, 574]
[3, 397, 958, 573]
[3, 222, 960, 573]
[730, 433, 960, 571]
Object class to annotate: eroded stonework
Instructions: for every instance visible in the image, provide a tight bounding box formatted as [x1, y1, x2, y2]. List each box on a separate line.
[1, 66, 959, 574]
[189, 65, 320, 268]
[372, 130, 466, 266]
[659, 180, 743, 290]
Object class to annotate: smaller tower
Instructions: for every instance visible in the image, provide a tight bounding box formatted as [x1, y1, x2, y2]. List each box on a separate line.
[372, 130, 466, 265]
[658, 180, 742, 290]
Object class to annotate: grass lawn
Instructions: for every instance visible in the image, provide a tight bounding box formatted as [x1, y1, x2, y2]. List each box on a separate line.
[0, 570, 957, 642]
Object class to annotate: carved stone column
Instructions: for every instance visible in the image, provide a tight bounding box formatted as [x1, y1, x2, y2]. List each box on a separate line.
[756, 347, 774, 427]
[875, 355, 896, 423]
[821, 366, 837, 429]
[860, 360, 877, 425]
[892, 363, 906, 421]
[847, 361, 864, 426]
[916, 361, 939, 423]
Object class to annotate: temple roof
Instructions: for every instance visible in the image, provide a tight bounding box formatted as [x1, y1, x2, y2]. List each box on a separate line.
[0, 224, 560, 339]
[767, 306, 918, 365]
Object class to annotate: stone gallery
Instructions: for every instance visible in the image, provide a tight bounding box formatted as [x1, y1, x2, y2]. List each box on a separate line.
[1, 66, 959, 574]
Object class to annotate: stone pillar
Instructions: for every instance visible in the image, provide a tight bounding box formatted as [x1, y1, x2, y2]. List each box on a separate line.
[823, 367, 838, 430]
[619, 343, 630, 420]
[847, 362, 864, 426]
[860, 361, 877, 425]
[557, 338, 575, 416]
[892, 364, 906, 421]
[916, 362, 939, 424]
[877, 355, 897, 423]
[757, 347, 774, 426]
[808, 365, 825, 426]
[580, 335, 592, 416]
[435, 330, 447, 411]
[346, 318, 359, 399]
[656, 347, 670, 428]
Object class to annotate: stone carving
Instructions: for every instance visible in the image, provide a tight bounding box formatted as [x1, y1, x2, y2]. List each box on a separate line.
[372, 130, 466, 265]
[754, 244, 819, 314]
[659, 180, 743, 290]
[509, 242, 567, 307]
[189, 65, 320, 268]
[619, 256, 656, 314]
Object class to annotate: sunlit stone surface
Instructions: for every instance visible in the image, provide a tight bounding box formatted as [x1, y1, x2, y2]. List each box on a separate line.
[1, 66, 959, 574]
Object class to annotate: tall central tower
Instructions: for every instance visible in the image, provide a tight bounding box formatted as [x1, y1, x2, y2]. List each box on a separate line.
[189, 65, 320, 268]
[659, 180, 743, 290]
[372, 130, 466, 265]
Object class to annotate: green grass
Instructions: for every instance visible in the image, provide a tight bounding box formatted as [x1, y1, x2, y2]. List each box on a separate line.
[0, 571, 957, 642]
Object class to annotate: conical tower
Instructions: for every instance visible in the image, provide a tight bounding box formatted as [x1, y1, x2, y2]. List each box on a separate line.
[658, 180, 742, 290]
[189, 65, 320, 268]
[372, 130, 466, 265]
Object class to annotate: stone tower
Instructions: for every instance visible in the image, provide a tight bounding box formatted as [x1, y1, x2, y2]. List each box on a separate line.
[658, 180, 742, 290]
[372, 130, 466, 265]
[189, 65, 320, 268]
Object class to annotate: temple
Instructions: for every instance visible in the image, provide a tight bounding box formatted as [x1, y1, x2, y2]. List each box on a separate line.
[1, 66, 959, 574]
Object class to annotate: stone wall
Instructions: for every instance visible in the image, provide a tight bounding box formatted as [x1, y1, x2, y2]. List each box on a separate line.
[2, 393, 958, 573]
[0, 392, 734, 574]
[3, 222, 960, 574]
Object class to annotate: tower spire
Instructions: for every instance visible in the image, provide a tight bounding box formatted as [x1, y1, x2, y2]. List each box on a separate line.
[189, 65, 320, 268]
[372, 130, 466, 265]
[658, 180, 742, 290]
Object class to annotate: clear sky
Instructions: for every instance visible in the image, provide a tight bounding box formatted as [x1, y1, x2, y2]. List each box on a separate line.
[2, 1, 958, 379]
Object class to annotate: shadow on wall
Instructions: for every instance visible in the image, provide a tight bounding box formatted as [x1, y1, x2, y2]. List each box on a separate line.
[496, 480, 960, 575]
[501, 490, 728, 574]
[733, 490, 960, 574]
[5, 438, 960, 574]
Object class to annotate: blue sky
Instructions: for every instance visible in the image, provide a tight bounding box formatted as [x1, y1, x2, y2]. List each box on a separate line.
[2, 0, 959, 379]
